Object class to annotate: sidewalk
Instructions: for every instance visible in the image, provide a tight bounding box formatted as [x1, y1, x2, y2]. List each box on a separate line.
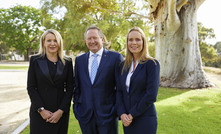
[0, 62, 30, 134]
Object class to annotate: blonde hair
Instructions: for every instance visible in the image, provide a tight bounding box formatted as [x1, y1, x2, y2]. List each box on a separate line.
[122, 27, 154, 74]
[38, 29, 65, 64]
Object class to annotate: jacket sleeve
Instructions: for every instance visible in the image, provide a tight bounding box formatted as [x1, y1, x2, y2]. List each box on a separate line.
[59, 59, 74, 113]
[115, 54, 124, 83]
[116, 79, 127, 117]
[116, 58, 127, 117]
[73, 56, 80, 103]
[27, 56, 44, 111]
[129, 60, 160, 118]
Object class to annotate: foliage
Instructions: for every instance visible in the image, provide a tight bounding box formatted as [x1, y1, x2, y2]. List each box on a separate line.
[0, 5, 42, 60]
[40, 0, 154, 54]
[214, 42, 221, 54]
[148, 42, 155, 58]
[214, 55, 221, 68]
[198, 22, 217, 66]
[0, 42, 10, 54]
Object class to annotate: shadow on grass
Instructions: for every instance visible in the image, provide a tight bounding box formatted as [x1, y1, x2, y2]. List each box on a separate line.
[157, 87, 191, 102]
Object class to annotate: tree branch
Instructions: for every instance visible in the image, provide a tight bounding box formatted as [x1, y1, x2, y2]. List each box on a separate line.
[30, 35, 38, 43]
[195, 0, 206, 10]
[167, 0, 181, 34]
[85, 2, 149, 19]
[176, 0, 188, 12]
[147, 0, 161, 13]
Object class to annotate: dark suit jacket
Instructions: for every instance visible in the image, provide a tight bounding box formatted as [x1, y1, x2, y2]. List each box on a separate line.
[117, 59, 160, 119]
[73, 48, 123, 125]
[27, 55, 74, 134]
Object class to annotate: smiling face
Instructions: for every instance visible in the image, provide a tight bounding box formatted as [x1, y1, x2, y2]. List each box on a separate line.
[127, 31, 143, 57]
[85, 29, 103, 53]
[44, 33, 59, 55]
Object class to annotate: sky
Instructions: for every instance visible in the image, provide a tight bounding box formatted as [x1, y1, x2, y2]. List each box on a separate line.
[0, 0, 220, 44]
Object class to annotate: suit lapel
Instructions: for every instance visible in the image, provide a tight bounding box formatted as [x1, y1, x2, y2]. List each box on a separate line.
[129, 63, 144, 94]
[85, 52, 91, 84]
[93, 49, 108, 84]
[37, 56, 55, 86]
[54, 58, 64, 81]
[122, 68, 130, 93]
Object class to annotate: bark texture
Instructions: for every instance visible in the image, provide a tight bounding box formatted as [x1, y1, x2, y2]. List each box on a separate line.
[148, 0, 214, 88]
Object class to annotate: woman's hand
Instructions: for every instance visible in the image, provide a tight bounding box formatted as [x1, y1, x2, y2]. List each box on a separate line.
[120, 113, 132, 127]
[128, 114, 133, 121]
[47, 109, 64, 124]
[40, 109, 52, 120]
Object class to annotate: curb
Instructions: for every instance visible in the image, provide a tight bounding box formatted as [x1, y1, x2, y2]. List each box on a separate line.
[11, 119, 30, 134]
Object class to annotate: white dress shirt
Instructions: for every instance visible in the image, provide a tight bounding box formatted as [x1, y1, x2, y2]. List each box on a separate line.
[126, 60, 138, 92]
[88, 47, 103, 77]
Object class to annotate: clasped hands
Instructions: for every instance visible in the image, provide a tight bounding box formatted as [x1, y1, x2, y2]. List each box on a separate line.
[40, 109, 63, 124]
[120, 113, 133, 127]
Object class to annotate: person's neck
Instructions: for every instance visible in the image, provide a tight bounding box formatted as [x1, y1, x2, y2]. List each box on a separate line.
[131, 55, 139, 73]
[133, 54, 140, 63]
[46, 52, 58, 62]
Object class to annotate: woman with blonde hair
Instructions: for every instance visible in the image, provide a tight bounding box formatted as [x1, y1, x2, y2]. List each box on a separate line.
[27, 29, 74, 134]
[117, 27, 160, 134]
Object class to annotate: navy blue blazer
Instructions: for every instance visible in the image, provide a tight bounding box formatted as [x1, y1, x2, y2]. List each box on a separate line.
[117, 59, 160, 118]
[73, 48, 124, 125]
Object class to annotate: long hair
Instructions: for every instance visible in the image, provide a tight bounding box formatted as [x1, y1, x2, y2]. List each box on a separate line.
[38, 29, 65, 64]
[122, 27, 154, 74]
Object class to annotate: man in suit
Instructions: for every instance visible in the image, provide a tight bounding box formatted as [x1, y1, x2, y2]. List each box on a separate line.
[73, 26, 124, 134]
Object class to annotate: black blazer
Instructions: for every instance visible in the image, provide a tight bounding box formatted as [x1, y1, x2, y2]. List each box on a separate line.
[27, 55, 74, 134]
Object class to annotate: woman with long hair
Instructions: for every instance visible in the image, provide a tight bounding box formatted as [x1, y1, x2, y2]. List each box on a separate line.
[117, 27, 160, 134]
[27, 29, 74, 134]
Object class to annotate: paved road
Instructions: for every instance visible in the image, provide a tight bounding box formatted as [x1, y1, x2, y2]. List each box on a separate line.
[0, 62, 30, 134]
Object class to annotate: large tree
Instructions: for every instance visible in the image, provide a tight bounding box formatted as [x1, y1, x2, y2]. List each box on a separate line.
[40, 0, 153, 54]
[147, 0, 214, 88]
[0, 5, 42, 61]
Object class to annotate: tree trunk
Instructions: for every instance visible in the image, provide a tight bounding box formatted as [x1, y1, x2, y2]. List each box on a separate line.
[149, 0, 214, 88]
[25, 47, 30, 61]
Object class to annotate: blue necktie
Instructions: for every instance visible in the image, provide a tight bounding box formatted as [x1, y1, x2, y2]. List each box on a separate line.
[90, 54, 98, 84]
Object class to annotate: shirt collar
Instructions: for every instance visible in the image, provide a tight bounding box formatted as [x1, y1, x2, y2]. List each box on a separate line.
[89, 47, 104, 57]
[129, 59, 139, 73]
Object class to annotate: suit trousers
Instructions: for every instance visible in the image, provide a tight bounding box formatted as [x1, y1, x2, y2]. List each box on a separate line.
[79, 113, 118, 134]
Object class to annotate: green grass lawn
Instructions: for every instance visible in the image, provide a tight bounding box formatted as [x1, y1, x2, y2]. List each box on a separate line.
[21, 86, 221, 134]
[0, 65, 28, 70]
[156, 87, 221, 134]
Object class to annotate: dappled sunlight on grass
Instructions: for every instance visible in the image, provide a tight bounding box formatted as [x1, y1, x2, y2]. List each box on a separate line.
[156, 88, 221, 134]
